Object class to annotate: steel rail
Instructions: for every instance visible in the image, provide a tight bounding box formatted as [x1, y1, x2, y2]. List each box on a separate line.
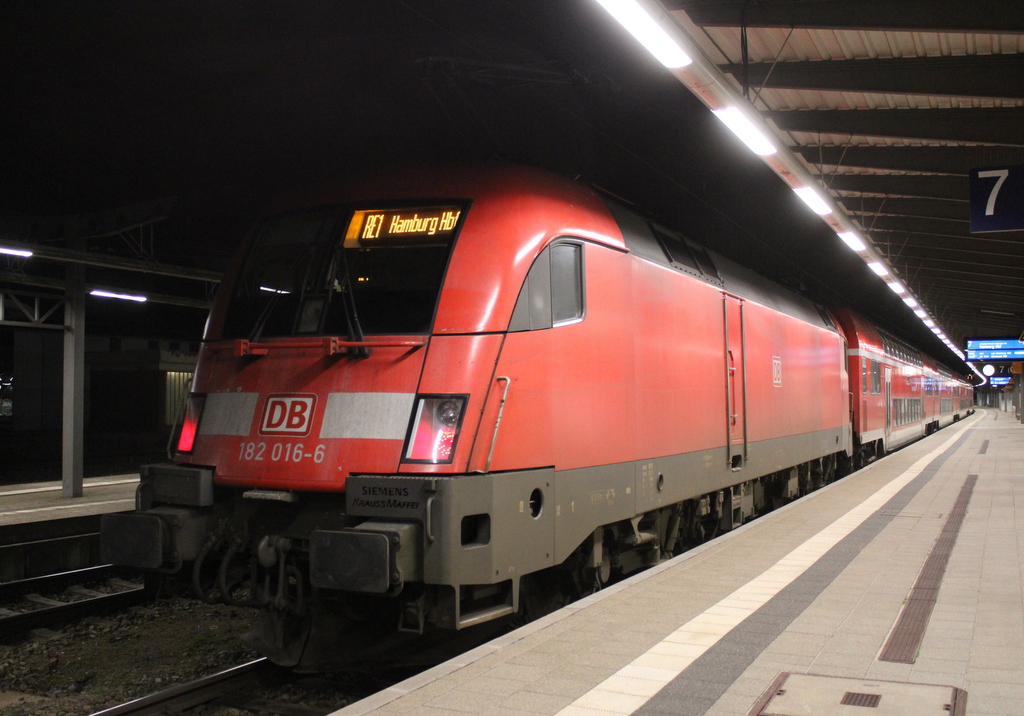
[0, 588, 148, 633]
[0, 564, 116, 601]
[89, 658, 272, 716]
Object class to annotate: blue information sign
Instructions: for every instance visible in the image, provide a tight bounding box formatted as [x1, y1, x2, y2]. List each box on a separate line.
[966, 338, 1024, 361]
[970, 165, 1024, 232]
[989, 377, 1012, 386]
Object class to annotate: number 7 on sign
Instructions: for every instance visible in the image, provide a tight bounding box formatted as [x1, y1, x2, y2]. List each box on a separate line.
[978, 169, 1009, 216]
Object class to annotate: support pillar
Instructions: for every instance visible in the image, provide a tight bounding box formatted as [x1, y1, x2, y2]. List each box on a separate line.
[62, 253, 85, 498]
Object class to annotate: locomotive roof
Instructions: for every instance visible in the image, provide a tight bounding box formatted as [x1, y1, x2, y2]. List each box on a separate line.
[604, 197, 836, 333]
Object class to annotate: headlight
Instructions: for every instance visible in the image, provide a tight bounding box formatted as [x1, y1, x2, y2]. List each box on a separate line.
[403, 395, 467, 464]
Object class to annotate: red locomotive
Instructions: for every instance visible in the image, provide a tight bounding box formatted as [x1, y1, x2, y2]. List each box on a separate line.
[100, 165, 971, 669]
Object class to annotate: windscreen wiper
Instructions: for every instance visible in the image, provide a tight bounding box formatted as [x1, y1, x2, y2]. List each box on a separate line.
[332, 246, 369, 358]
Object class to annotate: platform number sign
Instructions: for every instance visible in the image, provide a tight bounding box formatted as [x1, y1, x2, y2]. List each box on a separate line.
[970, 165, 1024, 233]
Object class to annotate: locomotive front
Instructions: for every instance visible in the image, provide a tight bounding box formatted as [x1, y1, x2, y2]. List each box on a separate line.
[100, 168, 617, 668]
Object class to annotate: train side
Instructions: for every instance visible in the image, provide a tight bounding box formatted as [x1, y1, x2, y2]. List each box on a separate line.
[834, 309, 972, 465]
[100, 165, 961, 669]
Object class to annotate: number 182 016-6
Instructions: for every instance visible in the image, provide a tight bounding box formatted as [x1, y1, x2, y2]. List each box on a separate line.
[238, 441, 325, 463]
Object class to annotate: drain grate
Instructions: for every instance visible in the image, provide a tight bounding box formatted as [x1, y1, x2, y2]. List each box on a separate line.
[747, 673, 967, 716]
[879, 474, 977, 663]
[841, 691, 882, 707]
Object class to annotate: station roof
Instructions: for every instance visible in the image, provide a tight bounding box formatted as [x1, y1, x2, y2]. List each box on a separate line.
[668, 0, 1024, 352]
[0, 1, 1019, 371]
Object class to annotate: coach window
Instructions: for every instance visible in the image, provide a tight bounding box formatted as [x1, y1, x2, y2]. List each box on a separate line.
[509, 241, 585, 331]
[861, 358, 868, 395]
[871, 360, 882, 395]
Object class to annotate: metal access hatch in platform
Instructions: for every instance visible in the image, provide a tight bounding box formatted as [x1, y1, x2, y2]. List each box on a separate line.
[748, 673, 966, 716]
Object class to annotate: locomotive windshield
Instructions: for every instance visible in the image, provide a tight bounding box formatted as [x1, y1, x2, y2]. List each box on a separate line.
[220, 205, 463, 339]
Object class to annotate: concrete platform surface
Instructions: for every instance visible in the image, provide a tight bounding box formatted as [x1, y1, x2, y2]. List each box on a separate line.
[0, 474, 139, 526]
[333, 408, 1023, 716]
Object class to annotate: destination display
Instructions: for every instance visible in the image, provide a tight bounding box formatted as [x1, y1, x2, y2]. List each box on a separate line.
[345, 206, 462, 247]
[966, 338, 1024, 361]
[989, 377, 1012, 386]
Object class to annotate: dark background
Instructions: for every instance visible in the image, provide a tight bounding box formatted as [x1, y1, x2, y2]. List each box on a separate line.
[0, 0, 967, 366]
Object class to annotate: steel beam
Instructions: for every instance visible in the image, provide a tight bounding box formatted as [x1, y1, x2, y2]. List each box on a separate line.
[838, 197, 969, 222]
[0, 238, 222, 283]
[890, 253, 1024, 272]
[767, 108, 1024, 146]
[908, 265, 1024, 281]
[865, 228, 1024, 246]
[867, 233, 1024, 258]
[719, 55, 1024, 100]
[857, 216, 973, 238]
[796, 146, 1024, 174]
[667, 0, 1024, 33]
[0, 272, 212, 310]
[825, 174, 968, 201]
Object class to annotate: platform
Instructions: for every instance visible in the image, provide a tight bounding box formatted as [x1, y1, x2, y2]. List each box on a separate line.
[335, 408, 1022, 716]
[0, 474, 139, 527]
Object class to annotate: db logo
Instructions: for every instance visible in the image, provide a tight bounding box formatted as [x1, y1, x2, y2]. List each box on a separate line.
[772, 356, 783, 387]
[259, 394, 316, 436]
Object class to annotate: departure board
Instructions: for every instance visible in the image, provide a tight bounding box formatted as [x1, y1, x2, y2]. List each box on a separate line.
[345, 207, 462, 247]
[966, 339, 1024, 361]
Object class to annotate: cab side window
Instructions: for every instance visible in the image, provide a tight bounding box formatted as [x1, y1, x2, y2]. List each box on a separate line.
[550, 243, 583, 325]
[509, 241, 585, 331]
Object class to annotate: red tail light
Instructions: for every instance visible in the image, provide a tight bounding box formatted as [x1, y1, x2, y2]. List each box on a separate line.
[403, 395, 467, 464]
[176, 395, 205, 453]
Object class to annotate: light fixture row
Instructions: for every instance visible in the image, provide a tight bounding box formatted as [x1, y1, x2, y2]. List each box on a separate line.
[593, 0, 966, 364]
[0, 245, 149, 302]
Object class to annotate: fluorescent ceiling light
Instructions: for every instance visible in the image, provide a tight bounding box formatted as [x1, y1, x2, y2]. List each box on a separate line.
[259, 286, 291, 295]
[930, 326, 942, 334]
[711, 107, 776, 155]
[914, 309, 927, 318]
[90, 290, 147, 303]
[837, 232, 865, 251]
[885, 281, 905, 294]
[793, 187, 832, 215]
[867, 262, 888, 276]
[594, 0, 692, 68]
[924, 319, 935, 327]
[0, 246, 33, 258]
[902, 296, 918, 307]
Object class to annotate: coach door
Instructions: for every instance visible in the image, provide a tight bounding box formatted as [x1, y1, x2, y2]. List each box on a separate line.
[723, 294, 747, 469]
[884, 365, 893, 441]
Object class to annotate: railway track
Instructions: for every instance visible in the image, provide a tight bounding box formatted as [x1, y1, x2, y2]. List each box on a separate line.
[89, 658, 329, 716]
[0, 564, 149, 634]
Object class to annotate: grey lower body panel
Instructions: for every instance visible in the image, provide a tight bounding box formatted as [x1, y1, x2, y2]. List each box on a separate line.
[348, 425, 851, 586]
